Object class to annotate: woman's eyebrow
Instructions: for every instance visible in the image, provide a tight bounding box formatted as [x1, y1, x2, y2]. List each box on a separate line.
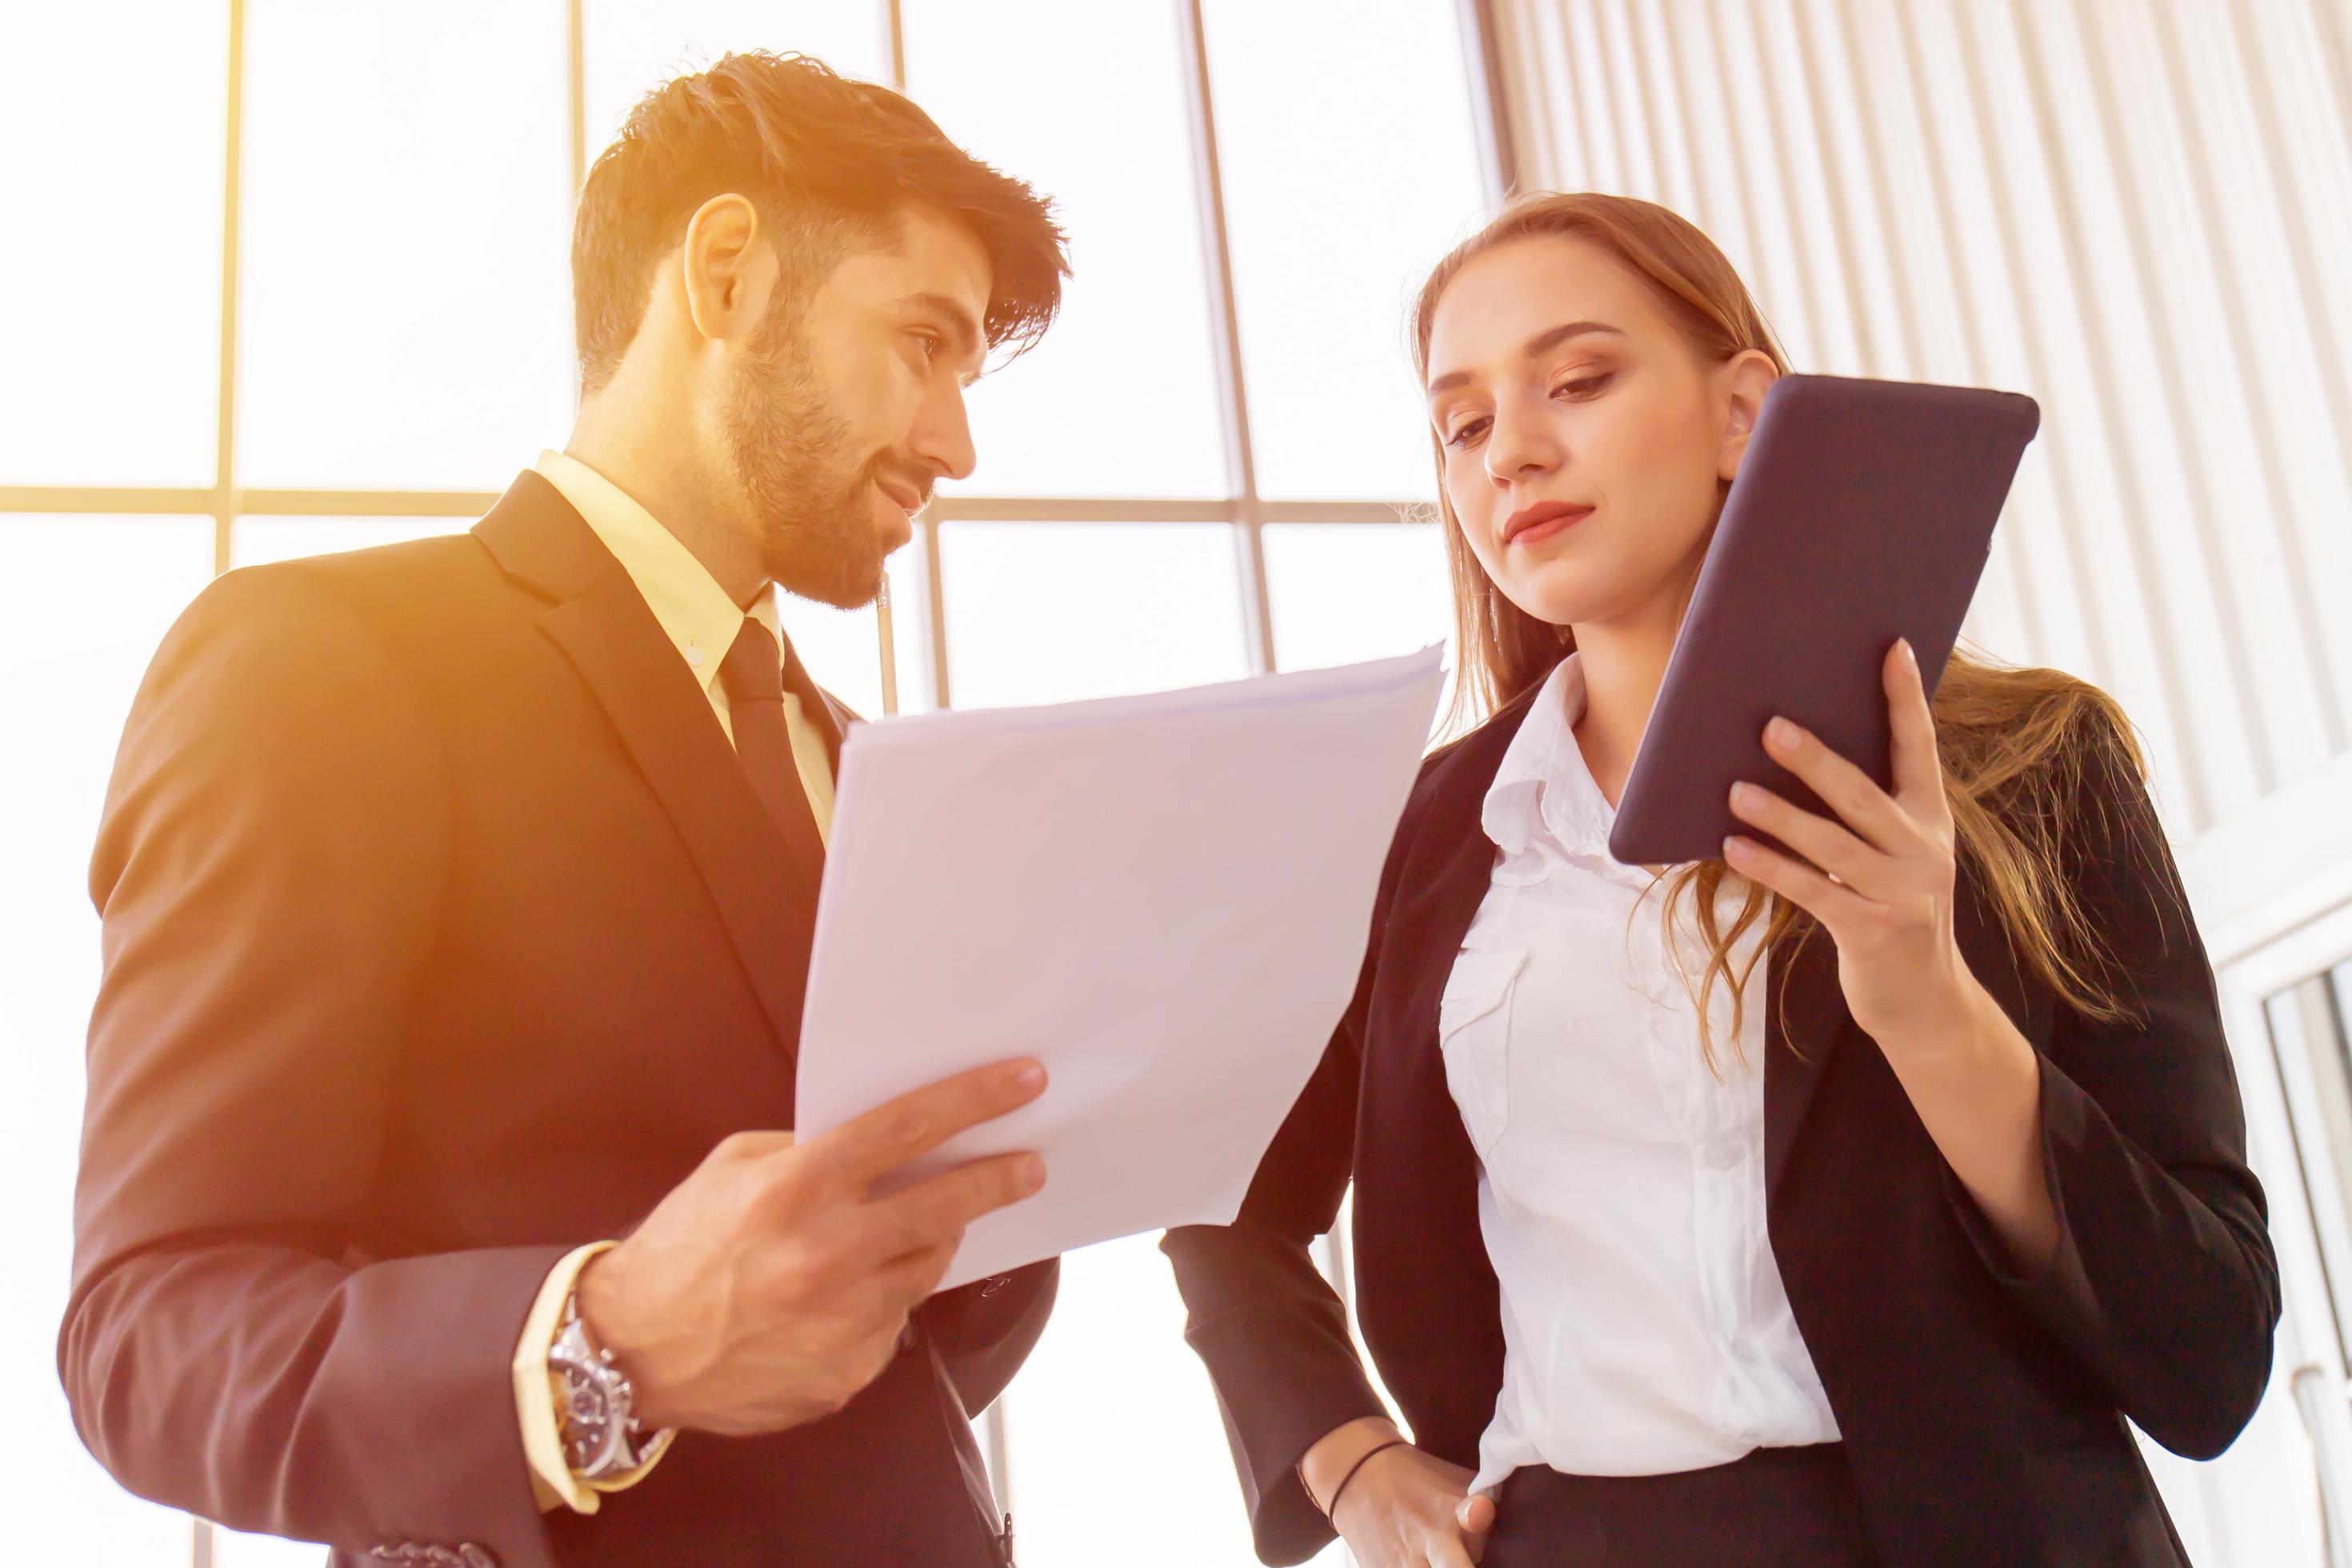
[1426, 319, 1625, 395]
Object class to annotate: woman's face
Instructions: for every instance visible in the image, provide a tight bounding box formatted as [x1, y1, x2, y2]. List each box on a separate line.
[1424, 236, 1776, 633]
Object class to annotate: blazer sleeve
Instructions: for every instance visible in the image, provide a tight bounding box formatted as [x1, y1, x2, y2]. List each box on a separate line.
[918, 1258, 1060, 1417]
[1159, 839, 1407, 1566]
[1946, 734, 2281, 1460]
[58, 566, 570, 1566]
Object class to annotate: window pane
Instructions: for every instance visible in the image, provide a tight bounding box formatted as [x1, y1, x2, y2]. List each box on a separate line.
[238, 1, 574, 490]
[214, 1526, 331, 1568]
[778, 595, 885, 722]
[0, 10, 224, 486]
[1202, 0, 1488, 501]
[905, 0, 1226, 498]
[776, 575, 938, 722]
[998, 1237, 1266, 1567]
[584, 0, 890, 152]
[2268, 971, 2352, 1359]
[1262, 522, 1454, 674]
[1002, 1234, 1351, 1567]
[0, 517, 216, 1565]
[938, 522, 1245, 707]
[230, 515, 471, 568]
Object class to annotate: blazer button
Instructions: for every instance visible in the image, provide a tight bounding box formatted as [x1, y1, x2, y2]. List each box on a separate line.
[458, 1546, 498, 1568]
[980, 1274, 1010, 1298]
[898, 1319, 919, 1351]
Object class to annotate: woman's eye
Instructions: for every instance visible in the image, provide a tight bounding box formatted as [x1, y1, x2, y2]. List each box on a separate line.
[1553, 371, 1614, 400]
[1445, 416, 1491, 449]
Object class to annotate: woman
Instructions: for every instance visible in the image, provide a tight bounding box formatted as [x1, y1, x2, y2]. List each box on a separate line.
[1161, 193, 2277, 1567]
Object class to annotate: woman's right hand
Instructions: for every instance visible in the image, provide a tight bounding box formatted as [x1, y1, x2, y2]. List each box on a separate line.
[1304, 1419, 1495, 1567]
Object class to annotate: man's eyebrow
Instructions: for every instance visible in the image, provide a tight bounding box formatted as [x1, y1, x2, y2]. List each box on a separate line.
[898, 292, 986, 362]
[1426, 319, 1626, 395]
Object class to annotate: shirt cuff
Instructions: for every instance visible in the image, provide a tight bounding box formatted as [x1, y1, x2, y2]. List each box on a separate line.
[511, 1242, 677, 1514]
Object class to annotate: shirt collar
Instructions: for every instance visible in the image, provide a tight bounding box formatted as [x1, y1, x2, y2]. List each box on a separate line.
[531, 449, 775, 691]
[1480, 652, 1621, 865]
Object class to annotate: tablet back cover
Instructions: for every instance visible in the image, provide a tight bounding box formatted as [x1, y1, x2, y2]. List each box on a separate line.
[1606, 374, 2039, 867]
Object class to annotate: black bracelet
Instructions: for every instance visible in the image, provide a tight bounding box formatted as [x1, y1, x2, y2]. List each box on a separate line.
[1323, 1438, 1410, 1521]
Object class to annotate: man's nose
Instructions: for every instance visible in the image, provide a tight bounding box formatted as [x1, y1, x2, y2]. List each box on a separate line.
[913, 384, 978, 482]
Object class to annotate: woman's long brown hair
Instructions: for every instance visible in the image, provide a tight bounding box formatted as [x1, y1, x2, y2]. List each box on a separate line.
[1411, 193, 2143, 1065]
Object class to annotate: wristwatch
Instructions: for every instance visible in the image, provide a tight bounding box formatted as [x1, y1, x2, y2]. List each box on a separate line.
[547, 1294, 666, 1483]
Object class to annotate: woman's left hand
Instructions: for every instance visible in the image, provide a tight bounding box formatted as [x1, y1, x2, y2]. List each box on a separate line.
[1722, 638, 1988, 1056]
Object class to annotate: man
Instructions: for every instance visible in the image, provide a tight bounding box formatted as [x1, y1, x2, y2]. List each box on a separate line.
[61, 52, 1069, 1567]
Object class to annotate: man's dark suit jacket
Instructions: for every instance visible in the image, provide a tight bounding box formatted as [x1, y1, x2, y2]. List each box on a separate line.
[60, 471, 1054, 1567]
[1164, 674, 2279, 1567]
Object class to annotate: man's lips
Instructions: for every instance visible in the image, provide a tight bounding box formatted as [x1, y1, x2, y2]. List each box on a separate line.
[1502, 500, 1594, 546]
[875, 476, 926, 515]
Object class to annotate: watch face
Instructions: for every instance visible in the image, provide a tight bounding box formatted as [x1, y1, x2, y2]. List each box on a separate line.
[563, 1376, 615, 1472]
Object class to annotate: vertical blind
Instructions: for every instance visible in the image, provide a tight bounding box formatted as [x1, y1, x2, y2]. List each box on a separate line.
[1486, 0, 2352, 924]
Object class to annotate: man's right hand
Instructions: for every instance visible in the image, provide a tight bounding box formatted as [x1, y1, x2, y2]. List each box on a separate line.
[575, 1057, 1049, 1435]
[1305, 1418, 1496, 1568]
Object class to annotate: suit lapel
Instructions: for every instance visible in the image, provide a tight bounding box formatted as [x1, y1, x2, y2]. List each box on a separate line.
[475, 473, 819, 1063]
[1385, 782, 1509, 1111]
[1762, 857, 2026, 1198]
[1374, 683, 1550, 1150]
[1354, 690, 1535, 1458]
[1765, 920, 1848, 1198]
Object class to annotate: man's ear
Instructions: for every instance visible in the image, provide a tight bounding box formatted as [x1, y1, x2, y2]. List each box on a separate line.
[678, 193, 778, 342]
[1715, 350, 1781, 482]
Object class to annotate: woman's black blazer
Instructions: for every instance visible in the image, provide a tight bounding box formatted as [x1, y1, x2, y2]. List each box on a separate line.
[1163, 676, 2279, 1567]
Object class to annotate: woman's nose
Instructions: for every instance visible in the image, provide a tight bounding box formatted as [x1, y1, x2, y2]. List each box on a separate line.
[1484, 404, 1562, 487]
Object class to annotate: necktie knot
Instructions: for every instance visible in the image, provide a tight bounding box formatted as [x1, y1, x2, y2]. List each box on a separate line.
[718, 618, 783, 704]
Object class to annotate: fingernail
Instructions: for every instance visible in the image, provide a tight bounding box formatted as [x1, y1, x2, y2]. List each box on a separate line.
[1020, 1155, 1046, 1191]
[1013, 1061, 1046, 1093]
[1766, 717, 1798, 749]
[1723, 835, 1750, 861]
[1898, 638, 1918, 666]
[1730, 781, 1756, 812]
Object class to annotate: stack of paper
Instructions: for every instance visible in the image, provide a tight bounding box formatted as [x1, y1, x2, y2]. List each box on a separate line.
[794, 646, 1446, 1289]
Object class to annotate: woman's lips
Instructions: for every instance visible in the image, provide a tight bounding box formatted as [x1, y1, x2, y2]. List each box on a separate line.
[1503, 502, 1593, 547]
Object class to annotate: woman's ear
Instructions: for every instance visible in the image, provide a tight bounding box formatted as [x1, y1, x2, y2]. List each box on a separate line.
[1714, 350, 1781, 482]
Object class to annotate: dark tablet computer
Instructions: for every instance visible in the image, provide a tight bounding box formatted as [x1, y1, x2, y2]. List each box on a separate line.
[1606, 374, 2040, 868]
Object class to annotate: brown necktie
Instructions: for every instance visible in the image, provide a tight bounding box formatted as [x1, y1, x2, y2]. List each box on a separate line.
[717, 618, 825, 869]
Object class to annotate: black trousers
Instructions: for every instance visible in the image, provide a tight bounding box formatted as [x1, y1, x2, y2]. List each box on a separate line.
[1481, 1444, 1879, 1567]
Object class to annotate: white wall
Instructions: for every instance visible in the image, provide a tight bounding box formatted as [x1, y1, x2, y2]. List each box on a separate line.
[1486, 1, 2352, 1562]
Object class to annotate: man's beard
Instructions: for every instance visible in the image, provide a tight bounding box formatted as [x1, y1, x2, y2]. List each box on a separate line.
[722, 311, 894, 611]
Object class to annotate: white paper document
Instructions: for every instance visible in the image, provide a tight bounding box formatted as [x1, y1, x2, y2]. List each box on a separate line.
[794, 646, 1446, 1289]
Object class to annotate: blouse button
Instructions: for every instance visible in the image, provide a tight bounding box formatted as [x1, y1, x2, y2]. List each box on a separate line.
[1702, 1136, 1741, 1170]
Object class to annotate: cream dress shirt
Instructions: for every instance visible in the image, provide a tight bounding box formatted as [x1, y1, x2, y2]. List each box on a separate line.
[510, 450, 839, 1512]
[1442, 654, 1839, 1498]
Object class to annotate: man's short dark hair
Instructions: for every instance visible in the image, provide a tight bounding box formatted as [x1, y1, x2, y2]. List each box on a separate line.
[572, 51, 1068, 392]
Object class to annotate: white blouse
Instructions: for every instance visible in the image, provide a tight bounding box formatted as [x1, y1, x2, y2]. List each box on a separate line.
[1442, 654, 1840, 1496]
